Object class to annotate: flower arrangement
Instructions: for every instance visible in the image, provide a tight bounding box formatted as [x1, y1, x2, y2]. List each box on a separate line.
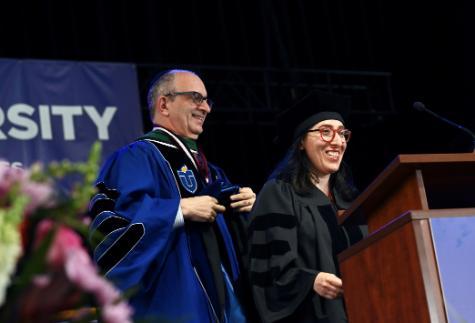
[0, 143, 133, 323]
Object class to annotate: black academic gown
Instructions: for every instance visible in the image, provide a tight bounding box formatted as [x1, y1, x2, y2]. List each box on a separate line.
[248, 179, 366, 323]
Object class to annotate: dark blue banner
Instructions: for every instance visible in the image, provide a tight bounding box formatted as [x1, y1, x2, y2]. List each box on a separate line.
[0, 59, 143, 168]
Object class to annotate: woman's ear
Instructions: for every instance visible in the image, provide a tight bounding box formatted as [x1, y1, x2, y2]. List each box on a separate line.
[299, 137, 305, 150]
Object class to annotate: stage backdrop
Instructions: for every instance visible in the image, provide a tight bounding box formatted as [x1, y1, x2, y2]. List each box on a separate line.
[0, 59, 143, 168]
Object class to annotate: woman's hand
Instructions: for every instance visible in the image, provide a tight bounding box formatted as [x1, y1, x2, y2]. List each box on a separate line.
[313, 272, 344, 299]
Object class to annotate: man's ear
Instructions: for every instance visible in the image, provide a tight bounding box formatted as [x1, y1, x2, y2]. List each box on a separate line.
[157, 96, 169, 116]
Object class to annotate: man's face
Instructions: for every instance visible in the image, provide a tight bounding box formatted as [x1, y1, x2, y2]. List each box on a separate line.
[164, 72, 211, 139]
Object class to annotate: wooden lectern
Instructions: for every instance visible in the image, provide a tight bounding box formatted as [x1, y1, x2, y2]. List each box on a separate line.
[338, 153, 475, 323]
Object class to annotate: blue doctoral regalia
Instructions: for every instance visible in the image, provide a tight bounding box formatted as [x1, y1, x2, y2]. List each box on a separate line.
[88, 138, 245, 322]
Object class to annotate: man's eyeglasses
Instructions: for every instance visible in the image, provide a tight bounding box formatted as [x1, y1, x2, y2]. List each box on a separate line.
[165, 91, 214, 109]
[307, 127, 352, 143]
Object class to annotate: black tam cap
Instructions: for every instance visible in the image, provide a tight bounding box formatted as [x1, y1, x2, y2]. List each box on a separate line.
[275, 90, 350, 147]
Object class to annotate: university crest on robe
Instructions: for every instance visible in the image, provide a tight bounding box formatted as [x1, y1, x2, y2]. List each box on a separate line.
[177, 165, 198, 193]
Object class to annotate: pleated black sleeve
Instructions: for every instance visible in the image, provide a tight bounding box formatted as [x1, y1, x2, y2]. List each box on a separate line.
[248, 179, 321, 323]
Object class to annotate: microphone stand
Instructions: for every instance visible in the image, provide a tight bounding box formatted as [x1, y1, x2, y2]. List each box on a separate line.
[413, 102, 475, 152]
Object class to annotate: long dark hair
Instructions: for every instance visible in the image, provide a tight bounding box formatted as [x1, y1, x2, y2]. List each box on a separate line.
[269, 138, 359, 202]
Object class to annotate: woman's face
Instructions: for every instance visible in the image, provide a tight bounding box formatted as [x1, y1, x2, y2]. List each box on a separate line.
[301, 119, 348, 176]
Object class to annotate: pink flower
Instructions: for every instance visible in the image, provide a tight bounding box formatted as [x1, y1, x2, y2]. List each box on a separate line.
[64, 249, 105, 293]
[0, 162, 54, 214]
[81, 216, 92, 226]
[0, 162, 24, 198]
[35, 220, 83, 268]
[102, 301, 134, 323]
[92, 279, 121, 305]
[0, 163, 132, 322]
[21, 179, 55, 215]
[64, 249, 118, 301]
[64, 249, 133, 322]
[32, 274, 52, 287]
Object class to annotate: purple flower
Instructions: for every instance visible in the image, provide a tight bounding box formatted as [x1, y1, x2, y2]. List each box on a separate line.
[0, 162, 54, 215]
[64, 249, 133, 322]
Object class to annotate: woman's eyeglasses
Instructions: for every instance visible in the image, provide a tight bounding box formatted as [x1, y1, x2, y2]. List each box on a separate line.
[307, 127, 352, 143]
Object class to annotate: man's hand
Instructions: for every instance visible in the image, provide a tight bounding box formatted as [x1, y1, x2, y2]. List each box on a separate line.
[313, 272, 344, 299]
[229, 187, 256, 212]
[180, 196, 226, 222]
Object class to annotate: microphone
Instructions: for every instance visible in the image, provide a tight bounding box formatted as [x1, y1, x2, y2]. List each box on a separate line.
[412, 101, 475, 152]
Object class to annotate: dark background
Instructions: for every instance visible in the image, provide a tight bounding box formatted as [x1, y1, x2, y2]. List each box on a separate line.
[1, 0, 473, 193]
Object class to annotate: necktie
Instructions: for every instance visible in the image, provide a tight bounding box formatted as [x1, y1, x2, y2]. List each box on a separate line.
[194, 148, 210, 183]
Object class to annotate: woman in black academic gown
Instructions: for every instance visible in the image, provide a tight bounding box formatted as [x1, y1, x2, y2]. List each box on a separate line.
[248, 92, 367, 323]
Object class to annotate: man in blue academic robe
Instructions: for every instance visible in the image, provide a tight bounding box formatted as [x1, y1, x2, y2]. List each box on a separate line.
[88, 69, 256, 322]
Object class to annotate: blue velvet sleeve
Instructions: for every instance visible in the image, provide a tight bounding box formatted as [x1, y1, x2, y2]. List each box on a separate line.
[89, 140, 181, 291]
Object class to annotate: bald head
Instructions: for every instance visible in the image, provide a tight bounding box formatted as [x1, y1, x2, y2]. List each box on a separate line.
[147, 69, 199, 119]
[149, 70, 211, 139]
